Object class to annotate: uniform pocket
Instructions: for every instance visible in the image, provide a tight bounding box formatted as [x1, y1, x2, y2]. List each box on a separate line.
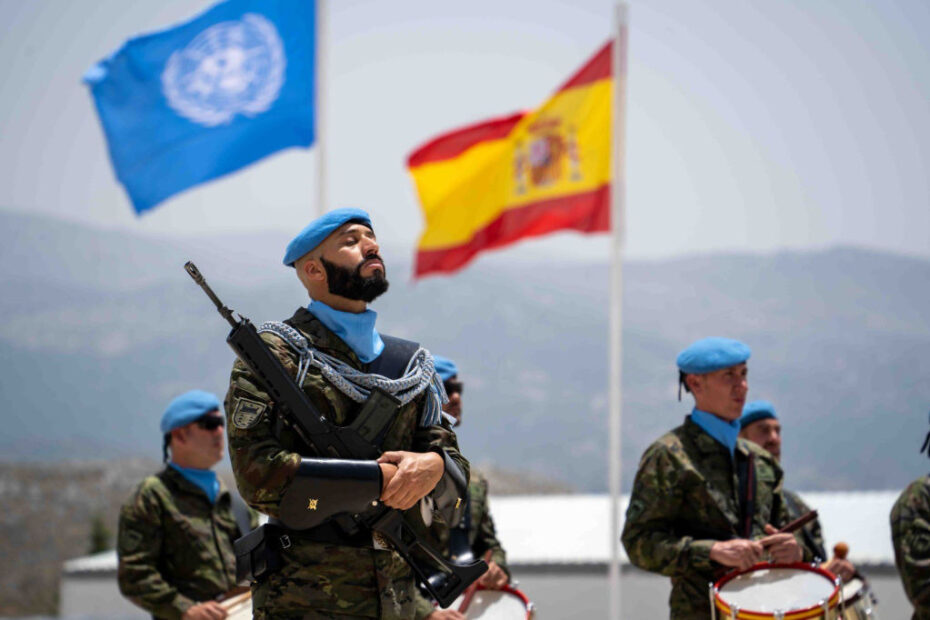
[258, 541, 382, 617]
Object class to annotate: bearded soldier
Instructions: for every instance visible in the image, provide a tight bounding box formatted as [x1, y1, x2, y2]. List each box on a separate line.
[739, 400, 855, 581]
[890, 413, 930, 619]
[225, 208, 469, 619]
[117, 390, 258, 620]
[622, 338, 804, 619]
[413, 356, 510, 620]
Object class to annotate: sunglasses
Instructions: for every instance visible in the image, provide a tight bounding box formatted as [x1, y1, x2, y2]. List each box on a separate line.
[196, 416, 225, 431]
[444, 380, 463, 396]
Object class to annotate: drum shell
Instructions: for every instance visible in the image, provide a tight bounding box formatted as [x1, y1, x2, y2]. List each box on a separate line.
[450, 584, 534, 619]
[713, 562, 841, 620]
[838, 578, 878, 620]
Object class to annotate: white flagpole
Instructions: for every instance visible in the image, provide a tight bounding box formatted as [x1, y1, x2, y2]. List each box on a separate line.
[608, 4, 629, 618]
[314, 0, 328, 216]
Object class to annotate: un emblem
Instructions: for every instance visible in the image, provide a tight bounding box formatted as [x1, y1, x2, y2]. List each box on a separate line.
[161, 13, 285, 127]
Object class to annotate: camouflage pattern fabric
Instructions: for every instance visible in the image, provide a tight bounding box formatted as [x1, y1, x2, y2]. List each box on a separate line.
[412, 471, 510, 619]
[890, 474, 930, 620]
[225, 307, 469, 619]
[117, 466, 259, 619]
[622, 416, 802, 620]
[783, 489, 827, 561]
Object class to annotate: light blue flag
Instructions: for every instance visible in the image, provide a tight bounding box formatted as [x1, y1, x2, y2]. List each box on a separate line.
[84, 0, 315, 214]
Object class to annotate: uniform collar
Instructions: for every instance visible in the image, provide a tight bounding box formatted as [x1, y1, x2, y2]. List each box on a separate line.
[163, 463, 229, 503]
[307, 300, 384, 363]
[689, 409, 741, 457]
[289, 307, 360, 364]
[169, 463, 220, 503]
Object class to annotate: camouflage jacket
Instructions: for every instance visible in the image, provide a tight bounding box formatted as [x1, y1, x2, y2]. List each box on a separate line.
[890, 474, 930, 619]
[784, 489, 827, 561]
[413, 471, 510, 619]
[622, 416, 800, 620]
[225, 307, 469, 619]
[117, 466, 258, 619]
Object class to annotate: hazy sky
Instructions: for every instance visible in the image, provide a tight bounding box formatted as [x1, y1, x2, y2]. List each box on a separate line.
[1, 0, 928, 262]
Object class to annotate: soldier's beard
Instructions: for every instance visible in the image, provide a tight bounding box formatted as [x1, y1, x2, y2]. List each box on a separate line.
[321, 256, 389, 303]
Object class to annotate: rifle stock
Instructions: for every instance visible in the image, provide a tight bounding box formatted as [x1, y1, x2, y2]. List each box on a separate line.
[185, 262, 486, 607]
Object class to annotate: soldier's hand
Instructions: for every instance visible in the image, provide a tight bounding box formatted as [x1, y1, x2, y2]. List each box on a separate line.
[710, 539, 764, 570]
[822, 557, 856, 582]
[478, 560, 508, 589]
[181, 601, 227, 620]
[379, 462, 398, 490]
[427, 609, 466, 619]
[377, 451, 444, 510]
[761, 524, 803, 564]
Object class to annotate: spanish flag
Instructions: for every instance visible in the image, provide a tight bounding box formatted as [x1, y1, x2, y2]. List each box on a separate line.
[407, 41, 615, 277]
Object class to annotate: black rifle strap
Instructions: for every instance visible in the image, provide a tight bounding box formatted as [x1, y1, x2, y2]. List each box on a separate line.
[229, 489, 254, 537]
[736, 452, 757, 539]
[447, 491, 473, 563]
[368, 334, 420, 379]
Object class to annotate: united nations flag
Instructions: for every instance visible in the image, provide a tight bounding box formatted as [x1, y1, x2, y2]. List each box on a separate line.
[84, 0, 316, 214]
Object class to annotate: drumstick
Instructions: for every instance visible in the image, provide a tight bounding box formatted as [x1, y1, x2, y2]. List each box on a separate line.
[833, 542, 849, 560]
[760, 509, 819, 546]
[458, 550, 494, 614]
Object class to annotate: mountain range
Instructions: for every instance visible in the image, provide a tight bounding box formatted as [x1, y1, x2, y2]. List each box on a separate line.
[2, 210, 929, 492]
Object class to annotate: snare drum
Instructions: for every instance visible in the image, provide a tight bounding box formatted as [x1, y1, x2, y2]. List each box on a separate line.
[712, 563, 841, 619]
[449, 584, 535, 619]
[839, 577, 878, 619]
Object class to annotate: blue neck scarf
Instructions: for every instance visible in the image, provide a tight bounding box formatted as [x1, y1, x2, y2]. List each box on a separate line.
[169, 463, 220, 504]
[308, 300, 385, 363]
[690, 408, 741, 456]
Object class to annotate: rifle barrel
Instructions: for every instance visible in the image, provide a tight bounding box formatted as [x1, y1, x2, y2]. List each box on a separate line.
[184, 261, 237, 327]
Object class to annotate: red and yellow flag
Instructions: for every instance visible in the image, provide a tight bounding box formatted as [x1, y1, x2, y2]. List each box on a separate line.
[407, 41, 615, 277]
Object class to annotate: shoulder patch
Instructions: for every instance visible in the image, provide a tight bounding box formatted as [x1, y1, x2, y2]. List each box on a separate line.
[232, 398, 267, 430]
[120, 527, 142, 552]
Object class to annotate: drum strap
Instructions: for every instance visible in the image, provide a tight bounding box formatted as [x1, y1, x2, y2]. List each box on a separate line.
[736, 453, 756, 538]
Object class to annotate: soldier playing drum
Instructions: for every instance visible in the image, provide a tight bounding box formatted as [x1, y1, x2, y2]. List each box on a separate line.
[622, 338, 805, 619]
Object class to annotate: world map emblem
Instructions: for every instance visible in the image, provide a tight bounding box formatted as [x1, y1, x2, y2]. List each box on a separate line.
[161, 13, 285, 127]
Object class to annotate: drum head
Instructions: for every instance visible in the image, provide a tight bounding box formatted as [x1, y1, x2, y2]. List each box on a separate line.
[464, 590, 529, 619]
[717, 565, 837, 614]
[840, 578, 866, 605]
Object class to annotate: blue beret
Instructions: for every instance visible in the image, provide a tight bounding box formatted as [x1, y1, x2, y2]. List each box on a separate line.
[160, 390, 221, 434]
[740, 400, 777, 429]
[283, 208, 373, 267]
[433, 355, 459, 382]
[676, 337, 751, 374]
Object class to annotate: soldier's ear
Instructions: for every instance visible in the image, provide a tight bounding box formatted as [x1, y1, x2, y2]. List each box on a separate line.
[300, 256, 326, 282]
[170, 427, 189, 446]
[685, 374, 702, 394]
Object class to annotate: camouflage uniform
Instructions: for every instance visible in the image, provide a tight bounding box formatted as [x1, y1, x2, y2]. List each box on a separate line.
[622, 416, 803, 620]
[890, 474, 930, 619]
[412, 472, 510, 619]
[783, 489, 827, 561]
[117, 466, 258, 619]
[225, 307, 469, 619]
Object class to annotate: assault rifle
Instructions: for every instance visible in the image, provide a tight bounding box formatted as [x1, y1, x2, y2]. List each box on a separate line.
[184, 261, 486, 607]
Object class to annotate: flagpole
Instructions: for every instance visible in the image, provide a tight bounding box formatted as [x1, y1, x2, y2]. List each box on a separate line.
[608, 4, 628, 619]
[314, 0, 328, 216]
